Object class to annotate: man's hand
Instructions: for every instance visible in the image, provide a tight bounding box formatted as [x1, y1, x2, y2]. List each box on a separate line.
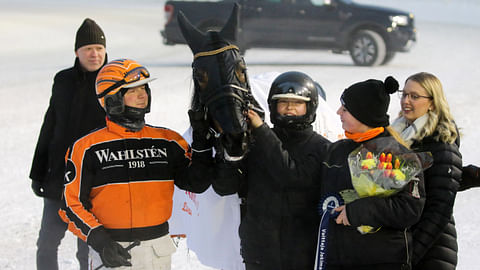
[31, 181, 44, 196]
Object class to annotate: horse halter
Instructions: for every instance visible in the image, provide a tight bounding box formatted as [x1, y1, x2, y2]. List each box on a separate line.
[192, 44, 256, 161]
[193, 44, 254, 111]
[193, 44, 240, 60]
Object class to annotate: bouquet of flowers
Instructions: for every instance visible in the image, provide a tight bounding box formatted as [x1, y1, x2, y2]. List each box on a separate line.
[347, 136, 432, 234]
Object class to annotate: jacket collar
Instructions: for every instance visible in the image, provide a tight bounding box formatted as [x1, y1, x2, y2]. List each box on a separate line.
[106, 117, 144, 138]
[273, 125, 314, 143]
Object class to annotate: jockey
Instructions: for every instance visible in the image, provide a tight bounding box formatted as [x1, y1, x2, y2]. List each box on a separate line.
[59, 59, 213, 269]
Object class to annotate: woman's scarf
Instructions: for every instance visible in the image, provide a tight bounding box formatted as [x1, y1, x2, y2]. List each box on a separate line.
[391, 113, 429, 146]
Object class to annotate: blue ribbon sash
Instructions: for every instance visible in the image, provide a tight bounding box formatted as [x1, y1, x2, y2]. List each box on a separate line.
[314, 194, 343, 270]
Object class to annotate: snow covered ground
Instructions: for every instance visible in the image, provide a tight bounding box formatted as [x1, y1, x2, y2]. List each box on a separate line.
[0, 0, 479, 269]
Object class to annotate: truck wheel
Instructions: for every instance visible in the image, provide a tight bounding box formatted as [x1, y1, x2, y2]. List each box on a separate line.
[381, 52, 396, 65]
[349, 30, 386, 66]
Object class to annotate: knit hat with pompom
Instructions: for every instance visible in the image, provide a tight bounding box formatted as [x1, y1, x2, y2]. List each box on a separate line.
[340, 76, 399, 127]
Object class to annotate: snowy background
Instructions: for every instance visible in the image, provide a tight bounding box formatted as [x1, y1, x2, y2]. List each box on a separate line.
[1, 0, 479, 269]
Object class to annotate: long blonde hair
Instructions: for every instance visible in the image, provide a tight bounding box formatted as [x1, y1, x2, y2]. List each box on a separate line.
[402, 72, 458, 144]
[386, 126, 410, 149]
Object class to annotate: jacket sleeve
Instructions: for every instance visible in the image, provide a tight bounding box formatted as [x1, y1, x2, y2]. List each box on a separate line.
[29, 73, 64, 184]
[30, 71, 71, 198]
[411, 142, 462, 263]
[58, 142, 102, 242]
[460, 164, 480, 191]
[347, 173, 426, 229]
[211, 159, 246, 196]
[171, 134, 213, 193]
[250, 124, 328, 187]
[29, 104, 55, 184]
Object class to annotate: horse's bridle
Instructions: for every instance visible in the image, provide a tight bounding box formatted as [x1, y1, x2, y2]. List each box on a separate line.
[193, 44, 240, 60]
[194, 44, 254, 112]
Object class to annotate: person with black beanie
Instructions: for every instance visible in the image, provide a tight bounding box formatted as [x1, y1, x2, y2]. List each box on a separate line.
[29, 18, 107, 270]
[316, 76, 426, 270]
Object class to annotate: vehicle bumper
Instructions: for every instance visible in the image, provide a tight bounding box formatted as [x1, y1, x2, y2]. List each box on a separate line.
[387, 26, 417, 52]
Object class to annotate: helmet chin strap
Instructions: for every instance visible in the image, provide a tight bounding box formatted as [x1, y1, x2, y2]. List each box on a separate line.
[109, 106, 147, 132]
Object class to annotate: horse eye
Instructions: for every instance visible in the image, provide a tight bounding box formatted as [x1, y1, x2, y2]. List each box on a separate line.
[193, 69, 208, 88]
[235, 61, 247, 83]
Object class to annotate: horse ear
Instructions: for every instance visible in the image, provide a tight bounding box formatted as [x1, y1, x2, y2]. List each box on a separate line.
[178, 10, 205, 54]
[219, 3, 239, 42]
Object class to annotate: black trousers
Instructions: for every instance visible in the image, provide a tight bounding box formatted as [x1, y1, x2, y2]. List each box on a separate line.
[36, 198, 89, 270]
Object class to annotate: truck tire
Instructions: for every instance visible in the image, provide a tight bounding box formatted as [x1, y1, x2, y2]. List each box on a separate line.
[349, 30, 386, 66]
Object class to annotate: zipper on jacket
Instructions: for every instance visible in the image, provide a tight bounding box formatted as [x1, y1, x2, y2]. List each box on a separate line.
[403, 228, 410, 265]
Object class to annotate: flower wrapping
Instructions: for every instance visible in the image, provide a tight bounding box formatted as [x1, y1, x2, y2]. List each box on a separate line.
[347, 136, 431, 234]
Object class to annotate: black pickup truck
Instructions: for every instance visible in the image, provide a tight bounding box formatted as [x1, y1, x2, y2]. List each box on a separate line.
[161, 0, 416, 66]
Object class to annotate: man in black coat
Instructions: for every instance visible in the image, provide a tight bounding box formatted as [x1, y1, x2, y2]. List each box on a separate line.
[29, 18, 107, 270]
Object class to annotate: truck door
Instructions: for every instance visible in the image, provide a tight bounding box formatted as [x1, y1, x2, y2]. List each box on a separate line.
[286, 0, 345, 47]
[241, 0, 304, 47]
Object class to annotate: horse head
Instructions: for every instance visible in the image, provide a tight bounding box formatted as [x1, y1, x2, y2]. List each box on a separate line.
[178, 4, 263, 161]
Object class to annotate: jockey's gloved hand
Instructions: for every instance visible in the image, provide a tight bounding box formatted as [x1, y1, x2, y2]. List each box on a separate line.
[460, 165, 480, 191]
[87, 227, 132, 268]
[188, 109, 214, 152]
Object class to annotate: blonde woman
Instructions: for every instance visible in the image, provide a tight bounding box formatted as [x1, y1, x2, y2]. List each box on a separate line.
[392, 72, 462, 270]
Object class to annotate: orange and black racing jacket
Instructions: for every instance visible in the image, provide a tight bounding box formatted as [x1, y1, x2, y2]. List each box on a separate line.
[59, 119, 212, 242]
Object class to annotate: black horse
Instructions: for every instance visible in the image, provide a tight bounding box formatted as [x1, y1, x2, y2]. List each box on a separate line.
[178, 4, 263, 161]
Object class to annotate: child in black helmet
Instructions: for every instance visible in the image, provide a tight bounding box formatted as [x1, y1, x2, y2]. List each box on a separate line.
[213, 71, 331, 270]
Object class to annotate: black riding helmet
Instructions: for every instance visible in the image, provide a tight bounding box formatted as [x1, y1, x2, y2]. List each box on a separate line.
[268, 71, 319, 129]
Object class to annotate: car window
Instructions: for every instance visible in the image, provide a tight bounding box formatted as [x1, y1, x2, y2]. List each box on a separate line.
[311, 0, 326, 6]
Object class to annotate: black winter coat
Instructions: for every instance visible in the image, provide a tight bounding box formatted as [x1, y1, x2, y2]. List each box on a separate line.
[410, 134, 461, 270]
[319, 133, 426, 269]
[213, 124, 329, 270]
[29, 57, 106, 200]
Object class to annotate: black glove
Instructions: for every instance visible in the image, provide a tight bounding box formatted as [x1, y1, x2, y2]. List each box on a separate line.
[212, 159, 244, 196]
[460, 165, 480, 191]
[188, 109, 214, 151]
[100, 241, 132, 268]
[31, 181, 44, 197]
[87, 227, 132, 268]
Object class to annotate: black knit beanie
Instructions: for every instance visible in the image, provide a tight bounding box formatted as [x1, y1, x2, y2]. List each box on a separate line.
[75, 18, 106, 51]
[340, 76, 399, 127]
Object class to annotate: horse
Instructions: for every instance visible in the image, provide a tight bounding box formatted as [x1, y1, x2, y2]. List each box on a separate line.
[178, 4, 264, 161]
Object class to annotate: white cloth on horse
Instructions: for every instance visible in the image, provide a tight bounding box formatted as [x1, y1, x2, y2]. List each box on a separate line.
[168, 72, 343, 270]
